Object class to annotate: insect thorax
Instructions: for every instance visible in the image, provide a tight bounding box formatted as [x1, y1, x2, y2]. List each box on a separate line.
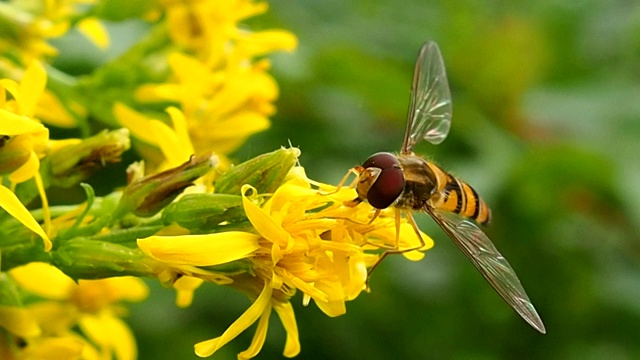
[396, 154, 440, 210]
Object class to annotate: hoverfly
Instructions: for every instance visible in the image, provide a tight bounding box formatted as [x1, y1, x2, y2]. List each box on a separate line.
[342, 41, 546, 333]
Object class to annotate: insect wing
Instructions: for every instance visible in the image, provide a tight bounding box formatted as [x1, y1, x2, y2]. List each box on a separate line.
[401, 41, 453, 154]
[426, 208, 546, 333]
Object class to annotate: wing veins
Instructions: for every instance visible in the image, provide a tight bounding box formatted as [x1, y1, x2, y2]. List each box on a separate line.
[401, 41, 453, 154]
[425, 207, 546, 333]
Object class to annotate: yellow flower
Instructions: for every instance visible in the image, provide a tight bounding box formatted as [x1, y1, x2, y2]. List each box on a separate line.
[0, 61, 51, 250]
[0, 0, 104, 61]
[114, 103, 195, 170]
[0, 330, 98, 360]
[9, 262, 148, 360]
[137, 167, 433, 359]
[159, 0, 296, 62]
[36, 88, 86, 128]
[76, 16, 110, 50]
[128, 0, 297, 162]
[0, 305, 41, 339]
[134, 52, 275, 156]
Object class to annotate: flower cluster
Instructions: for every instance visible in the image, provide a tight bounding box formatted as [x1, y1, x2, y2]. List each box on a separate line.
[0, 0, 106, 62]
[2, 262, 147, 359]
[0, 1, 435, 360]
[138, 157, 433, 358]
[114, 0, 297, 170]
[0, 61, 52, 250]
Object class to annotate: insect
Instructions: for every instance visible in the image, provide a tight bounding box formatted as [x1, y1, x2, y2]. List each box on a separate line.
[342, 41, 546, 333]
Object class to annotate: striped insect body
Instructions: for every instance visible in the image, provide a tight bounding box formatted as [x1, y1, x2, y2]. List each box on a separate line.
[344, 41, 545, 334]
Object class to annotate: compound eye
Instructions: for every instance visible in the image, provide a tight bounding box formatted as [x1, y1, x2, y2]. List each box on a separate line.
[362, 152, 399, 170]
[361, 152, 405, 209]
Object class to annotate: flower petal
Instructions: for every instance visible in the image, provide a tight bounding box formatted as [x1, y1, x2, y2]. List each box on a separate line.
[88, 276, 149, 303]
[241, 185, 290, 247]
[36, 90, 82, 128]
[148, 118, 185, 167]
[237, 301, 272, 360]
[194, 283, 273, 357]
[166, 107, 194, 158]
[76, 17, 110, 50]
[193, 112, 270, 155]
[236, 30, 298, 56]
[310, 273, 347, 318]
[403, 250, 426, 261]
[148, 108, 195, 167]
[0, 187, 52, 251]
[18, 335, 85, 360]
[113, 103, 157, 145]
[0, 305, 41, 337]
[138, 232, 260, 266]
[27, 301, 76, 334]
[0, 110, 47, 134]
[8, 150, 40, 183]
[79, 313, 136, 360]
[18, 61, 47, 117]
[9, 262, 74, 299]
[273, 302, 300, 358]
[109, 317, 137, 360]
[174, 276, 204, 308]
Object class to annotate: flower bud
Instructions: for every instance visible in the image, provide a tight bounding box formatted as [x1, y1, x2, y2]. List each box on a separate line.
[214, 147, 300, 195]
[115, 153, 218, 218]
[52, 238, 157, 280]
[161, 193, 245, 231]
[48, 128, 131, 188]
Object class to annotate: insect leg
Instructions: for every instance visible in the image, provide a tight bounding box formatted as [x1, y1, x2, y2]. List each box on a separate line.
[319, 167, 361, 196]
[366, 209, 427, 278]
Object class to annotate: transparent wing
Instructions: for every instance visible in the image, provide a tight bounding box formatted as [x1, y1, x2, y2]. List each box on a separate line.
[401, 41, 453, 154]
[426, 208, 546, 333]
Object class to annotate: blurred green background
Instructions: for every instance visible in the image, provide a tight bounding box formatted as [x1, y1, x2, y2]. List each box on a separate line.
[58, 0, 640, 358]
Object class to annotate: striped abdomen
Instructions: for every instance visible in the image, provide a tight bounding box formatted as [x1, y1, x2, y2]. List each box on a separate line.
[396, 154, 491, 225]
[429, 163, 491, 224]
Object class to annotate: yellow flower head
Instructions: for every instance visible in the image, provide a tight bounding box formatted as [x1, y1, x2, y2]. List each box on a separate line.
[138, 165, 433, 359]
[126, 0, 298, 166]
[0, 61, 51, 250]
[0, 0, 105, 62]
[160, 0, 296, 62]
[9, 262, 148, 360]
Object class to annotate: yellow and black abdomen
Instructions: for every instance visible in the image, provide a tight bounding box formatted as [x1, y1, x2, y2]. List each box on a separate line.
[428, 163, 492, 225]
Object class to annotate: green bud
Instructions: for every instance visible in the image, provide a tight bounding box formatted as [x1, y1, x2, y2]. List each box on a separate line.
[162, 193, 246, 231]
[52, 238, 157, 280]
[215, 147, 300, 195]
[114, 154, 218, 218]
[48, 128, 131, 188]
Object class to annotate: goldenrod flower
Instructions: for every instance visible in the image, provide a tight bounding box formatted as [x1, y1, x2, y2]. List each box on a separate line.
[121, 0, 297, 168]
[0, 61, 51, 250]
[138, 163, 433, 359]
[158, 0, 297, 62]
[135, 52, 277, 156]
[9, 262, 148, 360]
[0, 1, 105, 62]
[114, 104, 195, 170]
[0, 2, 444, 359]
